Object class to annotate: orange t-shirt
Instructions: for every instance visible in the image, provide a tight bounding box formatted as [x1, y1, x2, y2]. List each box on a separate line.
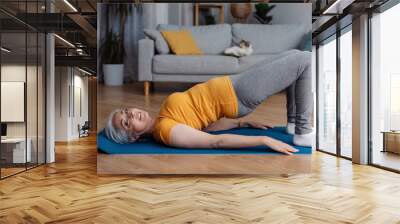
[153, 76, 238, 145]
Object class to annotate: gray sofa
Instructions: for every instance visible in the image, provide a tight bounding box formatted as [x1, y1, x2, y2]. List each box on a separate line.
[139, 23, 309, 95]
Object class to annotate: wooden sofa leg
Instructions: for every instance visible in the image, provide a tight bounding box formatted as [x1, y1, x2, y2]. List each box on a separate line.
[144, 81, 151, 96]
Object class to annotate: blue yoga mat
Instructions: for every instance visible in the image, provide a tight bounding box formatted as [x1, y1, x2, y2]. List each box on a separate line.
[97, 127, 311, 155]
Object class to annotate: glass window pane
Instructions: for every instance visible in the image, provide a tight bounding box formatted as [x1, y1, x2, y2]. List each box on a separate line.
[340, 29, 352, 158]
[0, 0, 46, 179]
[371, 3, 400, 171]
[318, 37, 337, 154]
[27, 31, 38, 169]
[38, 33, 45, 165]
[24, 0, 42, 169]
[1, 30, 28, 177]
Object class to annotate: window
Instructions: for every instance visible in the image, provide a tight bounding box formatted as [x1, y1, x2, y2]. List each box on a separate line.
[339, 28, 352, 158]
[0, 1, 47, 179]
[316, 23, 353, 159]
[317, 36, 337, 154]
[370, 2, 400, 171]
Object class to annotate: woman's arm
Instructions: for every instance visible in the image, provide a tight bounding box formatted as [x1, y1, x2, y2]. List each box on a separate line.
[170, 124, 298, 155]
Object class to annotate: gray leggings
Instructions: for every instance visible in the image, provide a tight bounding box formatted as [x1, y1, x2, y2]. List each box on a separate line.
[229, 49, 312, 134]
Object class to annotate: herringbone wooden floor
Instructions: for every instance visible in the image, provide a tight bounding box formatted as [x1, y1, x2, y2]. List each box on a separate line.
[1, 82, 400, 223]
[1, 135, 400, 223]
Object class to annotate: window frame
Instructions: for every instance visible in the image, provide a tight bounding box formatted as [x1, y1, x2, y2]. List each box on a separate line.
[316, 22, 353, 161]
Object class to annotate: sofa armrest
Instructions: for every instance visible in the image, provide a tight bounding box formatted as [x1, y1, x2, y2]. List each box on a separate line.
[138, 38, 155, 82]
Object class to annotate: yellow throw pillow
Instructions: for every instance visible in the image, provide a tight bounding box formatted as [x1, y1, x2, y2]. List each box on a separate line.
[161, 30, 203, 55]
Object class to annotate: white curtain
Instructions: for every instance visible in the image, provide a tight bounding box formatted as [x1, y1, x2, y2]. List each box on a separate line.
[168, 3, 193, 26]
[125, 3, 169, 81]
[123, 5, 144, 81]
[142, 3, 169, 29]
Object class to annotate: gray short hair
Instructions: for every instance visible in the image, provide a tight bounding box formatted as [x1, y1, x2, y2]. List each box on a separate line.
[104, 109, 131, 144]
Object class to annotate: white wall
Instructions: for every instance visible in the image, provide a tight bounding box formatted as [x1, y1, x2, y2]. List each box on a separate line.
[54, 67, 89, 141]
[55, 67, 68, 141]
[72, 73, 89, 138]
[1, 63, 46, 164]
[223, 3, 311, 30]
[1, 65, 27, 140]
[1, 65, 41, 137]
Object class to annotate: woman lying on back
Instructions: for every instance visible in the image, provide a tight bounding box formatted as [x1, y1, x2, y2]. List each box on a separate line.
[105, 50, 313, 155]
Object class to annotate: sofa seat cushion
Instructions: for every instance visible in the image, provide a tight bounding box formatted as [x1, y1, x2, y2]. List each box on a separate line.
[153, 55, 240, 75]
[158, 24, 232, 55]
[232, 24, 306, 54]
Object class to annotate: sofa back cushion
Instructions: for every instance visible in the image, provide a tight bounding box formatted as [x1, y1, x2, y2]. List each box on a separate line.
[143, 29, 170, 54]
[161, 30, 203, 55]
[298, 32, 312, 52]
[158, 24, 232, 55]
[232, 24, 305, 54]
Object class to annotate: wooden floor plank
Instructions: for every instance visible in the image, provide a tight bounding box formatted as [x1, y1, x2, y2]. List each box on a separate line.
[1, 139, 399, 223]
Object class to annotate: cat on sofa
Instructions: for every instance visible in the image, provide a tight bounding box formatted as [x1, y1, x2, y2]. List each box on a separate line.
[224, 40, 253, 57]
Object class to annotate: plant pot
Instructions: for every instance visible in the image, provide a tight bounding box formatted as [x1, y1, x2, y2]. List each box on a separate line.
[103, 64, 124, 86]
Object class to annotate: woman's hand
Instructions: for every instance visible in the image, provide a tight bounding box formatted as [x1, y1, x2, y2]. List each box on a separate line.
[262, 137, 298, 155]
[240, 121, 273, 130]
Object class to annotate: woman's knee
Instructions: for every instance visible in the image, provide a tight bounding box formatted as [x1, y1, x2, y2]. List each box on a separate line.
[296, 51, 311, 66]
[283, 50, 310, 66]
[281, 49, 301, 55]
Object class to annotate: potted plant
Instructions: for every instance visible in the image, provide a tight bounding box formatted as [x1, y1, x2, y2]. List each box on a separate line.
[101, 4, 138, 86]
[254, 3, 275, 24]
[100, 31, 125, 86]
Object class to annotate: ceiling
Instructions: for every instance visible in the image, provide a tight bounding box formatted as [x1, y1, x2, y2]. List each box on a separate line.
[0, 0, 97, 73]
[1, 32, 45, 65]
[0, 0, 96, 13]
